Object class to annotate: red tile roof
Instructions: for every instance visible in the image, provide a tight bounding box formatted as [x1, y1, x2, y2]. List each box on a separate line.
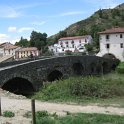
[18, 47, 38, 52]
[58, 35, 89, 41]
[5, 45, 19, 50]
[98, 27, 124, 34]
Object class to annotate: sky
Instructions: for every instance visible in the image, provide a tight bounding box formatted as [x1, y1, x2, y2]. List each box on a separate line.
[0, 0, 124, 44]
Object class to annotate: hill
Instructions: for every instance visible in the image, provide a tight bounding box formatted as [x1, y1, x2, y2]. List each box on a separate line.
[48, 3, 124, 48]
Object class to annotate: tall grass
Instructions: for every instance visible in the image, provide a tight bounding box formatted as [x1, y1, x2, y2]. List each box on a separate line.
[32, 73, 124, 103]
[36, 112, 124, 124]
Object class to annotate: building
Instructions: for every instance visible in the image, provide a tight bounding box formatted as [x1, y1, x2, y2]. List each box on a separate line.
[0, 42, 20, 58]
[97, 27, 124, 61]
[49, 35, 92, 55]
[15, 47, 39, 59]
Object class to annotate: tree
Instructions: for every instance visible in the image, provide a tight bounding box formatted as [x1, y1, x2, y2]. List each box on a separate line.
[15, 37, 29, 47]
[84, 43, 93, 52]
[90, 24, 103, 49]
[76, 28, 88, 36]
[98, 9, 103, 18]
[30, 31, 47, 52]
[54, 30, 67, 43]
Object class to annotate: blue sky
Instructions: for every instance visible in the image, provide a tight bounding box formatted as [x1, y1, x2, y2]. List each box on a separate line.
[0, 0, 124, 44]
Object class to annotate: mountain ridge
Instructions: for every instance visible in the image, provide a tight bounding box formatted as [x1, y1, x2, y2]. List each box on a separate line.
[48, 3, 124, 45]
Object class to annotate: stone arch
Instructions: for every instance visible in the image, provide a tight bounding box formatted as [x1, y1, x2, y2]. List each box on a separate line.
[1, 77, 35, 96]
[72, 62, 84, 76]
[47, 70, 63, 82]
[103, 53, 117, 60]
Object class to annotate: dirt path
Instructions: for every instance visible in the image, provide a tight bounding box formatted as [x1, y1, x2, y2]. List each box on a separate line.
[0, 96, 124, 124]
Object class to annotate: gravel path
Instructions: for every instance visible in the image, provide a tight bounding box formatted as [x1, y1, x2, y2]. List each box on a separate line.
[0, 96, 124, 124]
[0, 88, 124, 124]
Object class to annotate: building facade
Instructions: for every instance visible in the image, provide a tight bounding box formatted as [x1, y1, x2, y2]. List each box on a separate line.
[0, 42, 20, 58]
[49, 35, 92, 55]
[15, 47, 39, 59]
[97, 27, 124, 61]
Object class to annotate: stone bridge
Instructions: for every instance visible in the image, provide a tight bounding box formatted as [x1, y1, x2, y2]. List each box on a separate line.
[0, 56, 119, 95]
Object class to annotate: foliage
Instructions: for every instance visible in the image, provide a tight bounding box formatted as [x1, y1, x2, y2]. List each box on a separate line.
[36, 112, 124, 124]
[32, 74, 124, 103]
[116, 62, 124, 74]
[65, 50, 72, 55]
[15, 37, 29, 47]
[3, 111, 15, 118]
[84, 43, 93, 52]
[30, 31, 47, 51]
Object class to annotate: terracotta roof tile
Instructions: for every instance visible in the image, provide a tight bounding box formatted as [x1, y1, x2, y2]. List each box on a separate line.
[58, 35, 89, 41]
[5, 45, 19, 50]
[18, 47, 38, 52]
[98, 27, 124, 34]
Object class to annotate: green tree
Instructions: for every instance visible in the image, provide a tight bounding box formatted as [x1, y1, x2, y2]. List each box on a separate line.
[30, 31, 47, 52]
[90, 24, 103, 49]
[76, 28, 88, 36]
[15, 37, 29, 47]
[54, 30, 67, 43]
[84, 43, 93, 52]
[98, 9, 103, 18]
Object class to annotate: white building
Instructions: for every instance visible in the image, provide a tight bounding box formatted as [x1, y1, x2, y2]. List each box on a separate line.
[97, 27, 124, 61]
[0, 42, 20, 58]
[49, 35, 92, 55]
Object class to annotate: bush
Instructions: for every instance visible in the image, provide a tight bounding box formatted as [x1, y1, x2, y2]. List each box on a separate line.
[3, 111, 15, 118]
[116, 62, 124, 74]
[32, 75, 124, 102]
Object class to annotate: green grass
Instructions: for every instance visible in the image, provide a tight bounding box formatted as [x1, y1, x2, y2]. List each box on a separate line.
[3, 111, 15, 118]
[31, 72, 124, 106]
[24, 111, 124, 124]
[36, 113, 124, 124]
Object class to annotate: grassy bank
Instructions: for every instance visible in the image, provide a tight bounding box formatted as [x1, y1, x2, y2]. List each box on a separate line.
[35, 112, 124, 124]
[32, 73, 124, 106]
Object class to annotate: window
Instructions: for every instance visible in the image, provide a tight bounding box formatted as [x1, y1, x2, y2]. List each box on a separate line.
[71, 40, 74, 44]
[66, 45, 68, 47]
[120, 43, 123, 48]
[65, 41, 68, 44]
[79, 40, 81, 43]
[106, 35, 109, 40]
[106, 44, 110, 49]
[120, 34, 123, 38]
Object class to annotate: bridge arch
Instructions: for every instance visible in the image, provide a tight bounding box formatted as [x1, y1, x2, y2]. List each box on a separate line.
[103, 53, 117, 60]
[47, 70, 63, 82]
[72, 62, 84, 76]
[1, 76, 35, 96]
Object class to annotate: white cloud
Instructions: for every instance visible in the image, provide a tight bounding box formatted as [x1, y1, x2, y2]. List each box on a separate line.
[0, 5, 22, 18]
[18, 27, 33, 33]
[0, 34, 9, 39]
[31, 21, 46, 26]
[8, 27, 17, 32]
[60, 11, 84, 16]
[0, 34, 10, 43]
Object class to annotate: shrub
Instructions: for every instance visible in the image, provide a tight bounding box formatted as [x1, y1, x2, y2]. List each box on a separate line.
[116, 62, 124, 74]
[3, 111, 15, 118]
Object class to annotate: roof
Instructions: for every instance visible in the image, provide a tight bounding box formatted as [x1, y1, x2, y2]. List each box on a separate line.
[18, 47, 38, 52]
[58, 35, 90, 41]
[5, 45, 19, 50]
[98, 27, 124, 34]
